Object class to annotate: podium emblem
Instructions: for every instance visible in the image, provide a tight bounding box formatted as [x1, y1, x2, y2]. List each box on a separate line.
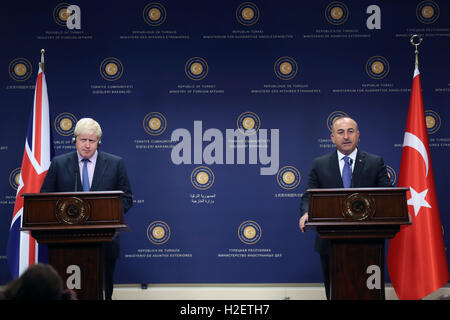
[56, 197, 91, 224]
[342, 193, 375, 220]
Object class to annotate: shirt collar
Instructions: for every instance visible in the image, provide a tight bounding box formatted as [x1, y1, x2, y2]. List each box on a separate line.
[337, 148, 358, 162]
[77, 150, 98, 163]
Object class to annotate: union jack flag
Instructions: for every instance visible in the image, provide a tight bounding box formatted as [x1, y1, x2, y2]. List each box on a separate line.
[7, 60, 53, 278]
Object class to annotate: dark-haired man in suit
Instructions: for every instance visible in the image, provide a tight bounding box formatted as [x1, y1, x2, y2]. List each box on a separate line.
[299, 116, 391, 300]
[40, 118, 133, 300]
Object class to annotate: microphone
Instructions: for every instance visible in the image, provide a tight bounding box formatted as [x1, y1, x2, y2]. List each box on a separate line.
[74, 170, 78, 191]
[349, 158, 354, 188]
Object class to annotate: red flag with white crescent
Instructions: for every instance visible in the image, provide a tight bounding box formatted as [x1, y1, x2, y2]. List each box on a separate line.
[387, 67, 449, 300]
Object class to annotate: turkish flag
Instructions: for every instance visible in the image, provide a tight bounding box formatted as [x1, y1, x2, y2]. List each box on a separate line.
[387, 67, 449, 300]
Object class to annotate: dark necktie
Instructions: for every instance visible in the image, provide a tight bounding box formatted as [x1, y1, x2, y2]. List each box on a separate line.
[82, 159, 90, 191]
[342, 156, 352, 188]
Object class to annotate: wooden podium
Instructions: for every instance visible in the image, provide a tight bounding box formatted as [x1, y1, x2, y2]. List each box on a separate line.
[306, 187, 411, 300]
[21, 191, 127, 300]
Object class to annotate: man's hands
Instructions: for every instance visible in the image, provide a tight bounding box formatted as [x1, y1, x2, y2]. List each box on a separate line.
[299, 213, 308, 233]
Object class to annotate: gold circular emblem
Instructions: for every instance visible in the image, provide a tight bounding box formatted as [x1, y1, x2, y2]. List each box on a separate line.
[55, 197, 90, 224]
[190, 62, 203, 75]
[342, 193, 375, 220]
[242, 8, 255, 20]
[58, 8, 70, 21]
[148, 117, 162, 130]
[279, 62, 292, 75]
[196, 172, 209, 185]
[242, 117, 255, 130]
[426, 115, 436, 128]
[331, 7, 344, 19]
[152, 226, 165, 239]
[60, 118, 73, 131]
[149, 8, 161, 21]
[105, 62, 118, 76]
[422, 6, 434, 18]
[14, 64, 27, 76]
[371, 61, 384, 74]
[244, 226, 256, 239]
[282, 171, 295, 185]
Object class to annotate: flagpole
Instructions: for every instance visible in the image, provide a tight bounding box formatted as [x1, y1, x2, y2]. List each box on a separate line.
[40, 49, 45, 73]
[410, 34, 422, 68]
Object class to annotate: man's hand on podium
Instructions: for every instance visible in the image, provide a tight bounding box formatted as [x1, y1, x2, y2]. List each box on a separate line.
[299, 213, 308, 233]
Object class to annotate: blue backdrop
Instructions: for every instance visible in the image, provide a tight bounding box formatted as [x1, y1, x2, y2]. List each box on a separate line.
[1, 0, 449, 285]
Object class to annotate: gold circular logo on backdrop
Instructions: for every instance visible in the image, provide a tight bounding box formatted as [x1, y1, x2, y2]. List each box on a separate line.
[53, 3, 71, 27]
[242, 8, 255, 21]
[148, 117, 162, 131]
[416, 1, 439, 24]
[370, 61, 384, 75]
[242, 117, 255, 130]
[14, 64, 27, 77]
[60, 118, 73, 131]
[236, 2, 260, 26]
[425, 109, 441, 134]
[238, 220, 262, 245]
[152, 226, 165, 239]
[9, 168, 21, 190]
[196, 172, 209, 185]
[274, 57, 298, 80]
[105, 63, 118, 76]
[143, 3, 167, 26]
[149, 8, 162, 21]
[54, 112, 78, 136]
[237, 111, 261, 135]
[143, 112, 167, 135]
[185, 57, 208, 81]
[325, 1, 349, 25]
[190, 62, 203, 76]
[100, 57, 124, 81]
[55, 197, 91, 225]
[277, 166, 301, 190]
[366, 56, 390, 80]
[283, 171, 295, 184]
[191, 166, 215, 190]
[8, 58, 32, 82]
[147, 221, 171, 245]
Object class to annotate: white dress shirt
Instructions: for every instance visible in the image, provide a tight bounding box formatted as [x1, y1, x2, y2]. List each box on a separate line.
[77, 150, 98, 188]
[337, 148, 357, 176]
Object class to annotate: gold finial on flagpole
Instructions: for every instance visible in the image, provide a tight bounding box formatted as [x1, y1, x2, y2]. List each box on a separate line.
[40, 49, 45, 73]
[410, 35, 422, 69]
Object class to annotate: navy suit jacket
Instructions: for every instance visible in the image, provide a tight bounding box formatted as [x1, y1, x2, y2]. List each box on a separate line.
[41, 150, 133, 258]
[300, 149, 391, 253]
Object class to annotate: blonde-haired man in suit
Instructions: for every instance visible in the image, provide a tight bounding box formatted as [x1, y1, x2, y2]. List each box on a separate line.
[41, 118, 133, 300]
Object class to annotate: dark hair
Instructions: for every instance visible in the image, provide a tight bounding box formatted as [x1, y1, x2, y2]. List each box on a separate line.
[0, 264, 65, 300]
[331, 116, 359, 131]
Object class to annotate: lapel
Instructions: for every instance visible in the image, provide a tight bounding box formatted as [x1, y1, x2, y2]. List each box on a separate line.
[91, 151, 107, 191]
[352, 149, 366, 187]
[329, 151, 344, 188]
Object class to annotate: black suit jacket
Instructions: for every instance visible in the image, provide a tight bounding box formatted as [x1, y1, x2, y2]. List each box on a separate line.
[300, 149, 391, 253]
[40, 150, 133, 258]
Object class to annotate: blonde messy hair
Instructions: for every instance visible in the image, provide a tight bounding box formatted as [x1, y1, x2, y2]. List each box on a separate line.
[74, 118, 102, 139]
